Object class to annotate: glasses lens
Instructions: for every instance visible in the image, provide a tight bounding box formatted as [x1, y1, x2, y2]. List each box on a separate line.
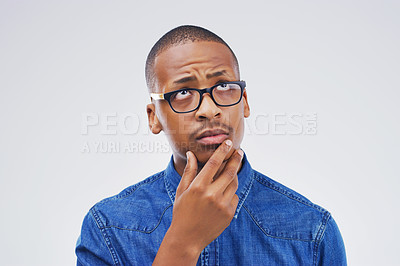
[170, 89, 200, 112]
[213, 83, 242, 106]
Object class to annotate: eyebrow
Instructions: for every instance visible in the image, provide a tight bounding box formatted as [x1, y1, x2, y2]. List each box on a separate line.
[206, 70, 227, 79]
[172, 70, 228, 85]
[173, 76, 196, 85]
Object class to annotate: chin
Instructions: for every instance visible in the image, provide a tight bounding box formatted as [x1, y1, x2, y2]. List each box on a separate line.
[193, 149, 215, 165]
[193, 146, 235, 165]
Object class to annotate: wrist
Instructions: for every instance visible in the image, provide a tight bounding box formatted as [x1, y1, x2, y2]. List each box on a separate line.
[162, 226, 202, 260]
[154, 228, 201, 265]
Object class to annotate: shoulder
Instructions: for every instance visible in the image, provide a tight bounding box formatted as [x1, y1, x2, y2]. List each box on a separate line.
[244, 169, 331, 242]
[87, 170, 173, 233]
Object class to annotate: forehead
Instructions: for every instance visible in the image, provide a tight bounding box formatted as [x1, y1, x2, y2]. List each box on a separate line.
[153, 41, 238, 90]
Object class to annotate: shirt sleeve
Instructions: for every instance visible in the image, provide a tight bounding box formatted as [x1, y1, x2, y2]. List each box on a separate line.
[316, 215, 347, 266]
[75, 210, 117, 266]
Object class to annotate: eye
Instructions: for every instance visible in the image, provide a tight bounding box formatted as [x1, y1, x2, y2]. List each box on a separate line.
[173, 89, 193, 100]
[216, 83, 231, 91]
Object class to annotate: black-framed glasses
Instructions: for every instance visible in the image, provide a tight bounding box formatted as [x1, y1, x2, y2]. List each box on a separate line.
[150, 81, 246, 113]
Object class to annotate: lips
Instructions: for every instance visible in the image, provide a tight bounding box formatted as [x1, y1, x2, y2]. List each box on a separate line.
[196, 129, 229, 145]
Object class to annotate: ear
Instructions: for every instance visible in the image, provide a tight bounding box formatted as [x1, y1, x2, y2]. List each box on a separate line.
[242, 89, 250, 118]
[146, 103, 163, 134]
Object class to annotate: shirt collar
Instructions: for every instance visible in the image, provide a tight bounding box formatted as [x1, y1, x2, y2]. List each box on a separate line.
[164, 151, 254, 219]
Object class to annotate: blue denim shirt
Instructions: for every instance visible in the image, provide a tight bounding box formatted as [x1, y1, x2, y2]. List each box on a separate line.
[76, 154, 346, 265]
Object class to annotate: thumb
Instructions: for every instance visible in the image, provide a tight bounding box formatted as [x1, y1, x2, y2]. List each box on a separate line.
[176, 151, 198, 198]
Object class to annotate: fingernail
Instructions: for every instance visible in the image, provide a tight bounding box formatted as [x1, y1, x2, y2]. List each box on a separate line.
[238, 149, 244, 157]
[225, 140, 232, 147]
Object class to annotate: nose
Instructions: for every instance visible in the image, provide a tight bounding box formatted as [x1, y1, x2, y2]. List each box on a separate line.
[195, 93, 222, 121]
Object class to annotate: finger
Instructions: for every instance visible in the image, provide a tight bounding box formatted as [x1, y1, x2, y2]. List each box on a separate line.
[195, 139, 233, 185]
[222, 174, 238, 201]
[212, 149, 243, 192]
[229, 194, 239, 216]
[176, 151, 198, 198]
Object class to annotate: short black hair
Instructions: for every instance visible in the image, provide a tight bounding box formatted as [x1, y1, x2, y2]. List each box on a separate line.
[145, 25, 239, 92]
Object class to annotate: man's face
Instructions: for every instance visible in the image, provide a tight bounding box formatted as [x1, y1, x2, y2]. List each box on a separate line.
[147, 41, 250, 164]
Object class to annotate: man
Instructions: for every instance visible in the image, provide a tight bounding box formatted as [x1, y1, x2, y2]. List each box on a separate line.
[76, 25, 347, 265]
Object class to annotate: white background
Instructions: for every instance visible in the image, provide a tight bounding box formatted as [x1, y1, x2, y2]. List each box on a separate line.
[1, 1, 399, 265]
